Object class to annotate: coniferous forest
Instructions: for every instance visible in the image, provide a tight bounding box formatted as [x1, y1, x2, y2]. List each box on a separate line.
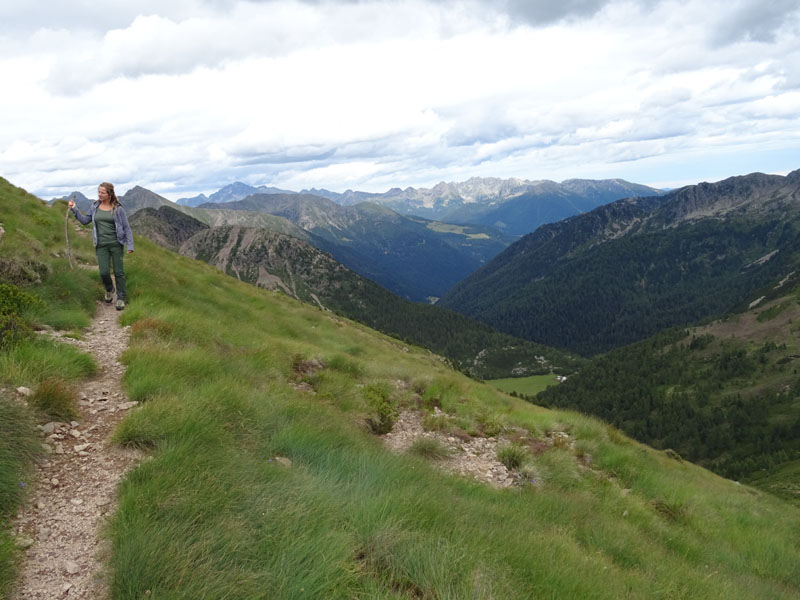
[537, 310, 800, 487]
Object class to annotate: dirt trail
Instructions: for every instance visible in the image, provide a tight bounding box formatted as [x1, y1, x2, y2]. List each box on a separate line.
[12, 301, 141, 599]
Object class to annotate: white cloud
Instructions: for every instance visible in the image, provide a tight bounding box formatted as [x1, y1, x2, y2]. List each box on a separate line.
[1, 0, 799, 199]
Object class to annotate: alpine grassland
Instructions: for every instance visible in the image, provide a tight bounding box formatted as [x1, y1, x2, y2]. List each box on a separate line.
[0, 178, 99, 596]
[2, 177, 800, 598]
[0, 399, 39, 597]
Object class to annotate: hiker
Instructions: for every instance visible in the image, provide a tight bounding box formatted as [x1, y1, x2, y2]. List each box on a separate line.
[68, 182, 134, 310]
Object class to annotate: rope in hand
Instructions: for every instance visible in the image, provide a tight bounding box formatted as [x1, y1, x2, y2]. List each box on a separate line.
[65, 203, 74, 270]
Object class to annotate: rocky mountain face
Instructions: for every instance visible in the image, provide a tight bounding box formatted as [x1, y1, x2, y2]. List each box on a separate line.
[129, 206, 209, 251]
[196, 193, 513, 301]
[179, 226, 341, 309]
[50, 191, 92, 213]
[177, 182, 294, 207]
[308, 177, 662, 235]
[186, 177, 662, 236]
[439, 170, 800, 355]
[120, 186, 174, 213]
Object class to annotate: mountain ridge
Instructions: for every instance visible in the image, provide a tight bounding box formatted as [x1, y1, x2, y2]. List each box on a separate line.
[439, 170, 800, 355]
[194, 192, 513, 301]
[177, 176, 663, 236]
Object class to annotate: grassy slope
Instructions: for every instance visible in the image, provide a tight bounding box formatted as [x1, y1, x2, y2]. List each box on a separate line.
[2, 178, 800, 598]
[0, 178, 100, 596]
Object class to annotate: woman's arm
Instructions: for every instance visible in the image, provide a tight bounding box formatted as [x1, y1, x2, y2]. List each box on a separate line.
[68, 200, 92, 226]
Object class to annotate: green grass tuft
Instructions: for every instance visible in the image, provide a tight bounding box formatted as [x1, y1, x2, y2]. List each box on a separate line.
[0, 397, 40, 596]
[30, 377, 79, 421]
[497, 442, 529, 471]
[408, 437, 453, 461]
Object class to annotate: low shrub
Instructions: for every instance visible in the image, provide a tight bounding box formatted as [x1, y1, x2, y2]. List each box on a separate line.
[0, 283, 43, 348]
[475, 412, 505, 437]
[363, 382, 397, 434]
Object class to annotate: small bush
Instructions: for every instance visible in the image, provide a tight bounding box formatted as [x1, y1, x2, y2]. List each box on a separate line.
[0, 283, 43, 316]
[0, 313, 31, 348]
[30, 378, 79, 421]
[363, 382, 397, 434]
[409, 437, 453, 461]
[497, 443, 529, 471]
[0, 283, 43, 348]
[475, 412, 505, 438]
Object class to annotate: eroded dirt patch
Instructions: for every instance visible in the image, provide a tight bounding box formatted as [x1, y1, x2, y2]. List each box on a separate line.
[383, 410, 522, 488]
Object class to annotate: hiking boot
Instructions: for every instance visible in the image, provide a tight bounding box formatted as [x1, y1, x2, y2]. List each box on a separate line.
[116, 298, 125, 311]
[104, 289, 114, 303]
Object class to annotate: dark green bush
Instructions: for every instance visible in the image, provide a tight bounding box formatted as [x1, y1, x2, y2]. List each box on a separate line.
[0, 283, 43, 348]
[363, 382, 397, 434]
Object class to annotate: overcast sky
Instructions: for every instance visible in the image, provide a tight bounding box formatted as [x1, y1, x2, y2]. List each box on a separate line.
[1, 0, 799, 200]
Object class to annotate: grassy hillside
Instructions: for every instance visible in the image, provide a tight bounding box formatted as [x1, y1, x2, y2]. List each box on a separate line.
[157, 219, 581, 379]
[2, 177, 800, 598]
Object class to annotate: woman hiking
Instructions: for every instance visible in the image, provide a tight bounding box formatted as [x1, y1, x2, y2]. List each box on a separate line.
[68, 182, 134, 310]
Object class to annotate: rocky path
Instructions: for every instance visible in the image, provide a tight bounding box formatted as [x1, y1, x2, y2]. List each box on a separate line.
[11, 301, 140, 599]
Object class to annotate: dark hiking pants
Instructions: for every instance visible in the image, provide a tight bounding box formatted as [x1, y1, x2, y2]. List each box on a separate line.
[96, 243, 126, 300]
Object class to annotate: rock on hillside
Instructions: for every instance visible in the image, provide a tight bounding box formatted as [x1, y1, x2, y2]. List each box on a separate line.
[129, 206, 209, 251]
[179, 226, 346, 309]
[120, 186, 174, 213]
[49, 191, 92, 213]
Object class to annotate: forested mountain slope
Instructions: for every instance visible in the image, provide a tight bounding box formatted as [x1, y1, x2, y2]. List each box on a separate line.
[198, 192, 513, 301]
[440, 170, 800, 355]
[538, 272, 800, 502]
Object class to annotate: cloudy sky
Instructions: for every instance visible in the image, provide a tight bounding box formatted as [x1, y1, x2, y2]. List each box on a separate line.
[1, 0, 799, 200]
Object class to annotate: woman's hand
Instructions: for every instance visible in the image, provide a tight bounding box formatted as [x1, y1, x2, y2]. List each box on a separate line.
[68, 199, 75, 208]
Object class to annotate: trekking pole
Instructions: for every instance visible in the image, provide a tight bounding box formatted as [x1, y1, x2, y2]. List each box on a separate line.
[65, 197, 74, 270]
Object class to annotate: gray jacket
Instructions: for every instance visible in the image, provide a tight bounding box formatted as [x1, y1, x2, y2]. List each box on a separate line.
[71, 201, 134, 251]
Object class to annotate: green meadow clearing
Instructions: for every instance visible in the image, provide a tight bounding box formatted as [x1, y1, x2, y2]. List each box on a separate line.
[486, 374, 559, 397]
